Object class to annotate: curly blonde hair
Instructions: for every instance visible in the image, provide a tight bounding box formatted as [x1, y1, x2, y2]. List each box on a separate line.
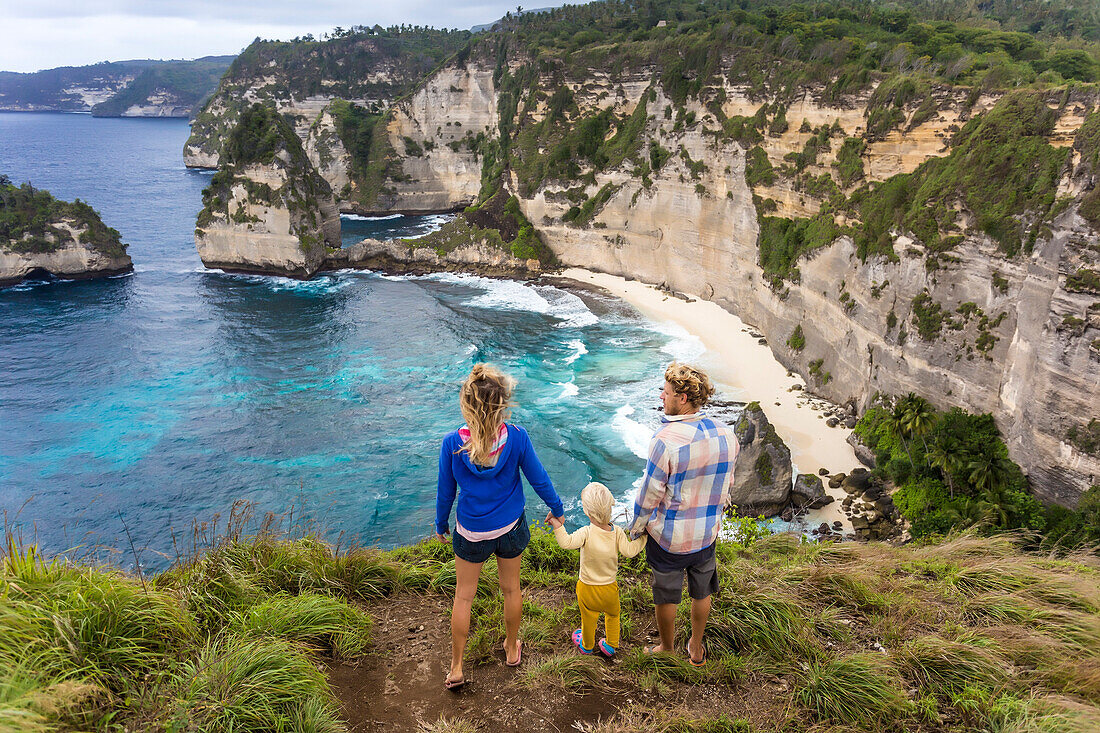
[664, 362, 715, 409]
[458, 363, 516, 467]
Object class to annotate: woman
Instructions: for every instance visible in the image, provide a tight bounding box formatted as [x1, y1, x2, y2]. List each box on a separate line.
[435, 363, 564, 690]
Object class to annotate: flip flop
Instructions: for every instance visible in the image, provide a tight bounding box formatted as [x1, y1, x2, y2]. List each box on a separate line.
[504, 640, 523, 667]
[444, 675, 466, 691]
[643, 644, 668, 655]
[687, 640, 708, 667]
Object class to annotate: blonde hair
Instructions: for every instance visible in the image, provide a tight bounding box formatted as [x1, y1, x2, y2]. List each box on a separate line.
[580, 482, 614, 525]
[664, 362, 715, 409]
[458, 363, 516, 467]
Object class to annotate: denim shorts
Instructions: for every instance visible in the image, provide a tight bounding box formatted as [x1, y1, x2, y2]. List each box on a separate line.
[452, 512, 530, 564]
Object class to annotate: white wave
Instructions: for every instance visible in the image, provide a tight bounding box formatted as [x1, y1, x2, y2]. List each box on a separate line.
[611, 405, 653, 460]
[341, 213, 403, 221]
[554, 381, 579, 399]
[425, 272, 552, 314]
[538, 286, 599, 328]
[563, 339, 587, 364]
[652, 321, 706, 362]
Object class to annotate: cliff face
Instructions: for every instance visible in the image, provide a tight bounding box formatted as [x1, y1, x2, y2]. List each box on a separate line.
[183, 31, 470, 169]
[368, 69, 1100, 506]
[0, 181, 132, 285]
[194, 106, 341, 279]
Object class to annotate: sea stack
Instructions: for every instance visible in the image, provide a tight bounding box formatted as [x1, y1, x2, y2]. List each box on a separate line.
[0, 176, 132, 286]
[195, 103, 340, 278]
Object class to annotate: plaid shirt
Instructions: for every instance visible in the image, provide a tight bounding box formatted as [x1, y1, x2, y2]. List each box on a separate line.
[628, 412, 739, 554]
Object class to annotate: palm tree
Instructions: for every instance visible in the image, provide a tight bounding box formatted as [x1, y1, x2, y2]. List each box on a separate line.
[885, 400, 915, 469]
[967, 446, 1013, 495]
[901, 393, 936, 455]
[927, 436, 963, 497]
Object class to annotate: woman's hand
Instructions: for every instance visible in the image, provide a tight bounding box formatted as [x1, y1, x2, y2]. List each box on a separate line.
[544, 512, 563, 529]
[435, 528, 449, 543]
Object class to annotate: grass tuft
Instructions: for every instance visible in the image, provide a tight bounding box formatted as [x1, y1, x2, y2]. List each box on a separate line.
[523, 652, 608, 690]
[232, 592, 373, 659]
[794, 653, 909, 726]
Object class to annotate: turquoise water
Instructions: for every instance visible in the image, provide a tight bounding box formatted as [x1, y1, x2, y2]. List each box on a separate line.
[0, 113, 701, 569]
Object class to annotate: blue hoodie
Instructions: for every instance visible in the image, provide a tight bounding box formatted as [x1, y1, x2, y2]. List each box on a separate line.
[435, 424, 564, 536]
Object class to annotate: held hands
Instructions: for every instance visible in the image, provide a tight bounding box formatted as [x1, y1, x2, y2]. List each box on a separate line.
[544, 512, 564, 529]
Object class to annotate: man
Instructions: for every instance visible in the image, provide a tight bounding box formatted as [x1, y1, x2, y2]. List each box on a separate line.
[628, 362, 739, 665]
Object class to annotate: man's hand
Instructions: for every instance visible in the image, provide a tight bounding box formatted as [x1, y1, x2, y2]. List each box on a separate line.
[544, 512, 564, 529]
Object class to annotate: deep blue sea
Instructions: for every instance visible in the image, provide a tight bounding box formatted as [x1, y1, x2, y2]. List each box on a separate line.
[0, 113, 703, 569]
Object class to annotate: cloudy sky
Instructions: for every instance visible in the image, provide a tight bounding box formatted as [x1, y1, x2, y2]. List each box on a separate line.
[0, 1, 572, 73]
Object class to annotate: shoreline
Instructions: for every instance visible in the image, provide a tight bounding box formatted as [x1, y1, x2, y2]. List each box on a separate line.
[560, 267, 861, 527]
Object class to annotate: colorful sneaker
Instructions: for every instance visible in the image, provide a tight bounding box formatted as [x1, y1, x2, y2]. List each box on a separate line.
[597, 638, 616, 657]
[571, 628, 594, 654]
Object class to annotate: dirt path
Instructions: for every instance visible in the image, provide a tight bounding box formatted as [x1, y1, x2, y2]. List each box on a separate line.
[328, 593, 631, 731]
[327, 591, 789, 731]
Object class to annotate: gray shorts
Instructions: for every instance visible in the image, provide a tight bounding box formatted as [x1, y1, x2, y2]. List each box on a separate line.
[649, 551, 719, 605]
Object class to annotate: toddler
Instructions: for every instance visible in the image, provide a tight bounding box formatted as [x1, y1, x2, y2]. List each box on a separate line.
[546, 481, 646, 656]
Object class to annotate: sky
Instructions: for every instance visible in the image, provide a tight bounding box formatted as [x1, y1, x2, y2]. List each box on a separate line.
[0, 1, 572, 73]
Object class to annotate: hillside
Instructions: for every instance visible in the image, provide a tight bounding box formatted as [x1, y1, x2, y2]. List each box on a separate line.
[3, 523, 1099, 732]
[0, 57, 233, 117]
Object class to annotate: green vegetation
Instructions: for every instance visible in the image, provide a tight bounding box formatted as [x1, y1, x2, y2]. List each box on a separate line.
[0, 176, 126, 257]
[90, 58, 232, 117]
[786, 324, 806, 351]
[412, 190, 554, 264]
[0, 57, 232, 114]
[849, 92, 1071, 259]
[1066, 419, 1100, 456]
[8, 513, 1100, 731]
[756, 211, 841, 284]
[1066, 267, 1100, 293]
[855, 395, 1099, 550]
[834, 137, 867, 187]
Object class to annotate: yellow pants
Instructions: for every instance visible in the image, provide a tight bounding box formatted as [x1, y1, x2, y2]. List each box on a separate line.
[577, 580, 621, 650]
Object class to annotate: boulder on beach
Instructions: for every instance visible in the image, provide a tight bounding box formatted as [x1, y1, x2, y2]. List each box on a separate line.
[729, 402, 794, 517]
[847, 432, 877, 468]
[791, 473, 831, 509]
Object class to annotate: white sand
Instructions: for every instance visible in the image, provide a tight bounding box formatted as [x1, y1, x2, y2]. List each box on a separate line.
[563, 268, 862, 528]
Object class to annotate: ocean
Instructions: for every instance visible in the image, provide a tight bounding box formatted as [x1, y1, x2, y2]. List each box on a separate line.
[0, 113, 708, 568]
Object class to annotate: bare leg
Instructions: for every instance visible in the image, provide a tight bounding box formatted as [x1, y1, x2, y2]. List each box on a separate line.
[448, 556, 484, 684]
[652, 602, 677, 652]
[687, 594, 712, 662]
[497, 553, 523, 664]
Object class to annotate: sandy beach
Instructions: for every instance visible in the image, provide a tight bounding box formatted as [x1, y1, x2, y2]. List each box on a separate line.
[563, 268, 863, 528]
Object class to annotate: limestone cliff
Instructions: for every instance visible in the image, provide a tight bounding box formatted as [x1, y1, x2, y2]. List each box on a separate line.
[194, 105, 340, 279]
[183, 30, 470, 169]
[0, 179, 132, 286]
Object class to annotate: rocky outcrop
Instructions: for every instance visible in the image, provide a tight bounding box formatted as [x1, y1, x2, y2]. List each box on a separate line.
[0, 236, 132, 286]
[194, 105, 341, 278]
[730, 403, 795, 517]
[790, 473, 831, 510]
[325, 236, 538, 277]
[0, 181, 132, 286]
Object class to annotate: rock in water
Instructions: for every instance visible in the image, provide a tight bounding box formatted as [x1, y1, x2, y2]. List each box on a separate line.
[1, 177, 132, 286]
[194, 103, 340, 279]
[729, 402, 793, 517]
